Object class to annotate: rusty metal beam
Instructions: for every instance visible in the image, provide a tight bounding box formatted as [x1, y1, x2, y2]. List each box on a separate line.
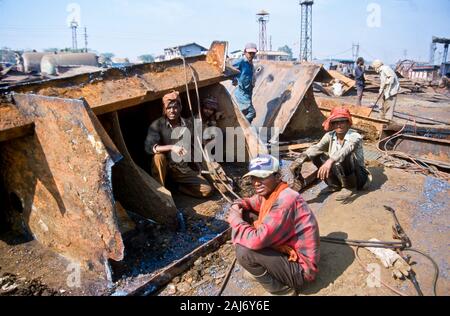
[316, 97, 373, 117]
[2, 42, 237, 116]
[385, 134, 450, 170]
[0, 94, 124, 279]
[112, 228, 232, 296]
[99, 111, 179, 229]
[224, 61, 327, 143]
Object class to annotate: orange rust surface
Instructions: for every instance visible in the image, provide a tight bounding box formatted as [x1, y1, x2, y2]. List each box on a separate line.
[7, 56, 236, 116]
[0, 94, 124, 278]
[0, 104, 34, 142]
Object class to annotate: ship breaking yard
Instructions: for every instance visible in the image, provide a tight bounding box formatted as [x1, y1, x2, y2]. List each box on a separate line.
[0, 7, 449, 298]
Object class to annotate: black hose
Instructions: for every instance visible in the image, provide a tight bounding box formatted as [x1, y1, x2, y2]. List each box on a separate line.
[403, 248, 439, 296]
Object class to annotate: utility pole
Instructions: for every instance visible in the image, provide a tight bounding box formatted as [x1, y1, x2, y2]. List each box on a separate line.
[84, 27, 88, 53]
[352, 43, 360, 62]
[257, 10, 270, 59]
[299, 1, 314, 62]
[71, 20, 78, 52]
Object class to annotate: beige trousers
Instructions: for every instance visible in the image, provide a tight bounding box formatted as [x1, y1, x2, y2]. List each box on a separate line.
[151, 153, 212, 198]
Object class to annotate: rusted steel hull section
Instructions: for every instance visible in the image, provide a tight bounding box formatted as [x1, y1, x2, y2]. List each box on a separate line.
[3, 42, 236, 116]
[224, 61, 326, 143]
[99, 112, 179, 229]
[382, 134, 450, 170]
[0, 94, 124, 279]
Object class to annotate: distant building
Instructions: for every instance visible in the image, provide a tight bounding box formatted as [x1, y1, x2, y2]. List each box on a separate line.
[397, 60, 442, 82]
[163, 43, 208, 61]
[154, 55, 166, 63]
[328, 59, 355, 76]
[229, 50, 243, 59]
[257, 51, 291, 61]
[111, 57, 132, 68]
[410, 64, 441, 82]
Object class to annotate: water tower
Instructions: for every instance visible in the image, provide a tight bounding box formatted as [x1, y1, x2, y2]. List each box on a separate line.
[257, 10, 270, 54]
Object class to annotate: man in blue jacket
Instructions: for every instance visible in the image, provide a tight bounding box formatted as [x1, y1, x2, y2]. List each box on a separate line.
[231, 43, 258, 123]
[354, 57, 366, 106]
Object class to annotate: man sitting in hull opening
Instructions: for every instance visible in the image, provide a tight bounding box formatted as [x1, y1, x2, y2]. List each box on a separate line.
[145, 91, 213, 199]
[289, 107, 372, 202]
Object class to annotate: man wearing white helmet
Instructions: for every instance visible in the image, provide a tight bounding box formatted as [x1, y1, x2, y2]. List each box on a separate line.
[372, 60, 400, 120]
[231, 43, 258, 123]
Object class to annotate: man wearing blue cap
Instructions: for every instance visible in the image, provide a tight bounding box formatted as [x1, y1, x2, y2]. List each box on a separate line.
[227, 155, 320, 296]
[231, 43, 258, 123]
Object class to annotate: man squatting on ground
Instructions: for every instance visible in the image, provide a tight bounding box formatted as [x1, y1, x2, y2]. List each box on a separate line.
[231, 43, 258, 124]
[227, 155, 320, 296]
[145, 91, 213, 199]
[290, 108, 372, 202]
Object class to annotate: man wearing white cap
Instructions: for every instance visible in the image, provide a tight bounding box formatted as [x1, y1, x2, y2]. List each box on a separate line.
[231, 43, 258, 123]
[372, 60, 400, 120]
[227, 155, 320, 296]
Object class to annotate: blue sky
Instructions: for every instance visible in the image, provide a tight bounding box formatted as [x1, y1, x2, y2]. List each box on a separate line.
[0, 0, 449, 63]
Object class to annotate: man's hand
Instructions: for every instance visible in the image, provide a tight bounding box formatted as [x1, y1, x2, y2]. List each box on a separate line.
[171, 145, 187, 157]
[227, 204, 243, 224]
[317, 159, 335, 181]
[289, 154, 308, 175]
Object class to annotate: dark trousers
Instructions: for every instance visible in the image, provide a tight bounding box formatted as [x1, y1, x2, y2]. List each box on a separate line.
[236, 211, 304, 292]
[312, 153, 368, 190]
[235, 244, 304, 291]
[356, 85, 364, 106]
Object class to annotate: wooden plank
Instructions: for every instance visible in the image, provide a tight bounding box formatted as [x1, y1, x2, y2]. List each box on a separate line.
[278, 142, 316, 152]
[316, 97, 373, 117]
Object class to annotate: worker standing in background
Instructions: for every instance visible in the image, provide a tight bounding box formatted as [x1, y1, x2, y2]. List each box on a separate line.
[354, 57, 366, 106]
[231, 43, 258, 124]
[227, 155, 320, 296]
[372, 60, 400, 120]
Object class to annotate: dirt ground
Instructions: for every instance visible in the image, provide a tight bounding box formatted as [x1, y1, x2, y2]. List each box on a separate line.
[336, 90, 450, 125]
[158, 157, 449, 297]
[1, 89, 448, 297]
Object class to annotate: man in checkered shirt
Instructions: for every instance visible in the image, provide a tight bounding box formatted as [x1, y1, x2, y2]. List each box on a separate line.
[227, 155, 320, 296]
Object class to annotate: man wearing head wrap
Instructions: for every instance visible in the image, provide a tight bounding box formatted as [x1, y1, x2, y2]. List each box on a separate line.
[372, 60, 400, 120]
[145, 91, 213, 198]
[289, 108, 372, 202]
[230, 43, 258, 123]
